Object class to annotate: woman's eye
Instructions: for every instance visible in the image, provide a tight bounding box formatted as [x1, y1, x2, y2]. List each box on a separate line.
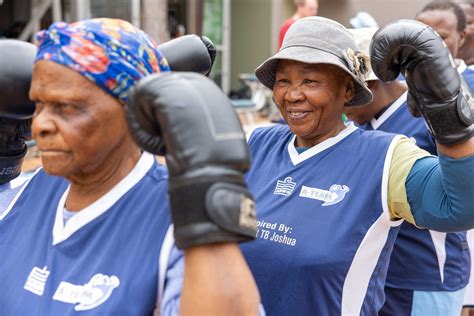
[56, 103, 81, 114]
[61, 103, 78, 110]
[276, 79, 289, 85]
[303, 79, 318, 84]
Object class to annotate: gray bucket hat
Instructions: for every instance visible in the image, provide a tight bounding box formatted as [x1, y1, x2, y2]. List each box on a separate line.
[348, 27, 379, 81]
[255, 16, 373, 107]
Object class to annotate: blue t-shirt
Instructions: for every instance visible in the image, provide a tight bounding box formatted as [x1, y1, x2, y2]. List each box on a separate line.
[0, 177, 28, 219]
[362, 92, 470, 291]
[460, 61, 474, 91]
[0, 153, 185, 315]
[242, 123, 401, 315]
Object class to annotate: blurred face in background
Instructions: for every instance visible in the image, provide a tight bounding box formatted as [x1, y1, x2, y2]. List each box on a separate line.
[457, 3, 474, 62]
[416, 9, 465, 58]
[298, 0, 319, 18]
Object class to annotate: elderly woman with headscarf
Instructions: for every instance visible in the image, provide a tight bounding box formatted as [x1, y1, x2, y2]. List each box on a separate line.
[0, 19, 260, 315]
[228, 16, 472, 315]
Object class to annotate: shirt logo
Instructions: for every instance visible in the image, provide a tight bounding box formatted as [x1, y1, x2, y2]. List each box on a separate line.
[24, 266, 50, 296]
[299, 184, 350, 206]
[53, 273, 120, 311]
[274, 177, 296, 196]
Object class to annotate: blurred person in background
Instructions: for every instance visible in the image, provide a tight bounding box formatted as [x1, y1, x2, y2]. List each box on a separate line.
[345, 27, 470, 316]
[453, 0, 474, 67]
[451, 3, 474, 315]
[349, 11, 379, 29]
[416, 1, 474, 89]
[278, 0, 318, 48]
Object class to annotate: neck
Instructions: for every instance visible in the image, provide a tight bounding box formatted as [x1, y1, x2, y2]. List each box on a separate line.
[65, 138, 142, 211]
[458, 42, 474, 66]
[371, 81, 407, 118]
[296, 120, 346, 148]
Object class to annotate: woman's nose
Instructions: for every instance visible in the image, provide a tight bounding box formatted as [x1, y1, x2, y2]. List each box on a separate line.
[31, 107, 57, 139]
[285, 85, 305, 102]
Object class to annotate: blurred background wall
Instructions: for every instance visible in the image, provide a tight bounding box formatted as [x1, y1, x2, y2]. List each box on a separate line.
[0, 0, 435, 95]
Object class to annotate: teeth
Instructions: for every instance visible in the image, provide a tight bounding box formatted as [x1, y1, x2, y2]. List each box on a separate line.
[290, 112, 303, 116]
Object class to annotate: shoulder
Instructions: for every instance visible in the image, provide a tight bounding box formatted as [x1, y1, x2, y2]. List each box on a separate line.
[26, 168, 68, 189]
[133, 159, 170, 200]
[462, 68, 474, 90]
[248, 124, 292, 147]
[350, 127, 398, 145]
[147, 160, 169, 183]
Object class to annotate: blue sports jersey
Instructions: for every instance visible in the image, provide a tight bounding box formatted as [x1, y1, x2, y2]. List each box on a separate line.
[0, 175, 29, 219]
[0, 153, 173, 314]
[363, 92, 470, 291]
[241, 123, 402, 315]
[460, 61, 474, 91]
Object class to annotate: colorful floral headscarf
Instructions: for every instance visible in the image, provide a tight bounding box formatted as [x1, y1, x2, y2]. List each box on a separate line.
[35, 18, 170, 102]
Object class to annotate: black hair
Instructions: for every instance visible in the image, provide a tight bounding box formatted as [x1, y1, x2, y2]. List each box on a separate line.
[452, 0, 474, 8]
[418, 1, 467, 32]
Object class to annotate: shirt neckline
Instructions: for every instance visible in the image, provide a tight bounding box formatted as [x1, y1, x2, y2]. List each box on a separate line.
[370, 91, 408, 130]
[52, 152, 156, 245]
[287, 122, 358, 166]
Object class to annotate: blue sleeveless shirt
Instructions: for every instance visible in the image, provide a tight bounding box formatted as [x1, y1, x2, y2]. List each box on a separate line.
[363, 92, 470, 291]
[0, 153, 172, 315]
[242, 124, 401, 315]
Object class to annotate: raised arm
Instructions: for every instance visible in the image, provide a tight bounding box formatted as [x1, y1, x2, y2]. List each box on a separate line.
[371, 20, 474, 231]
[126, 72, 260, 315]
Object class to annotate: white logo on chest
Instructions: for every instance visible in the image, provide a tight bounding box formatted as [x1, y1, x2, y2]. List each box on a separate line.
[274, 177, 296, 196]
[24, 266, 50, 296]
[53, 273, 120, 311]
[299, 184, 350, 206]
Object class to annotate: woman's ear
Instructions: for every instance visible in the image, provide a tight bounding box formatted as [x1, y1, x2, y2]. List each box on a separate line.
[458, 30, 466, 50]
[367, 80, 379, 91]
[343, 77, 356, 103]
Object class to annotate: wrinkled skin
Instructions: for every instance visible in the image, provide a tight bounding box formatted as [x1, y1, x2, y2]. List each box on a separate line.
[273, 60, 355, 148]
[29, 61, 140, 210]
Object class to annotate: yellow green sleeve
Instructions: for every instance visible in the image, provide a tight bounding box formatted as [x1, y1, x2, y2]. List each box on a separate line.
[387, 138, 432, 224]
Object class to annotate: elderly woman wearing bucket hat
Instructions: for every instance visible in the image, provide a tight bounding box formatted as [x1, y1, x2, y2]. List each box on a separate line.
[239, 16, 474, 315]
[0, 18, 260, 315]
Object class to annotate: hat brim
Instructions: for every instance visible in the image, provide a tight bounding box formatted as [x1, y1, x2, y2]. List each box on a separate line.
[255, 46, 373, 107]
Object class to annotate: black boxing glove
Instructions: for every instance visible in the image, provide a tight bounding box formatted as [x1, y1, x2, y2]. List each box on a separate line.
[0, 40, 36, 184]
[158, 35, 216, 76]
[0, 118, 31, 184]
[370, 19, 473, 145]
[0, 40, 36, 119]
[126, 72, 256, 249]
